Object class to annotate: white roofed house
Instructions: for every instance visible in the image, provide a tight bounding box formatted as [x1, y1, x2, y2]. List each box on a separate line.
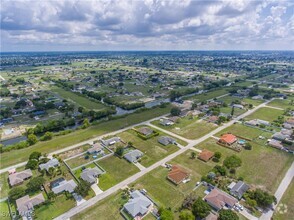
[157, 136, 176, 146]
[101, 137, 121, 146]
[50, 178, 77, 194]
[124, 150, 144, 163]
[87, 143, 103, 154]
[39, 158, 60, 172]
[123, 190, 153, 219]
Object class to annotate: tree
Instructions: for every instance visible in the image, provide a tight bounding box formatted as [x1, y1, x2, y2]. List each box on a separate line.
[218, 210, 239, 220]
[82, 118, 90, 129]
[25, 159, 38, 170]
[192, 198, 211, 219]
[27, 134, 38, 145]
[214, 152, 222, 159]
[182, 192, 198, 210]
[8, 187, 26, 202]
[171, 106, 181, 116]
[48, 167, 56, 176]
[27, 177, 45, 192]
[75, 180, 91, 197]
[231, 106, 235, 116]
[40, 131, 53, 141]
[247, 189, 276, 208]
[223, 155, 242, 169]
[191, 151, 196, 159]
[244, 142, 252, 150]
[159, 208, 174, 220]
[29, 151, 42, 161]
[115, 146, 124, 157]
[179, 209, 194, 220]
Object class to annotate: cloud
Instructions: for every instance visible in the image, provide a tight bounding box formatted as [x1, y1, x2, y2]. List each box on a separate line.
[0, 0, 293, 51]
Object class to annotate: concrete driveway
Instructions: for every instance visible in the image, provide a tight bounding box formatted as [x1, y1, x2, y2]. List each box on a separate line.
[91, 184, 103, 196]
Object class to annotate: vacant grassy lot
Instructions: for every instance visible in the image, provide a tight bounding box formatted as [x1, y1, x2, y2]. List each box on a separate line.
[267, 99, 294, 110]
[34, 194, 75, 219]
[97, 155, 139, 190]
[52, 87, 108, 110]
[0, 105, 171, 169]
[0, 201, 10, 220]
[152, 117, 218, 139]
[244, 107, 283, 122]
[243, 98, 265, 106]
[72, 191, 126, 220]
[273, 181, 294, 220]
[118, 128, 180, 167]
[185, 88, 228, 102]
[220, 106, 246, 116]
[196, 138, 293, 193]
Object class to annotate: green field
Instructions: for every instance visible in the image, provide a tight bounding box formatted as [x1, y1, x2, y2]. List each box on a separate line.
[0, 201, 10, 220]
[267, 99, 294, 110]
[118, 128, 181, 167]
[97, 155, 139, 190]
[196, 138, 293, 193]
[152, 117, 218, 139]
[244, 107, 283, 122]
[185, 88, 228, 102]
[52, 87, 108, 110]
[0, 105, 171, 169]
[72, 190, 126, 220]
[273, 180, 294, 220]
[34, 194, 75, 219]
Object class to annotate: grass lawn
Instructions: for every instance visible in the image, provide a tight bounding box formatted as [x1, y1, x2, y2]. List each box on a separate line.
[220, 106, 246, 116]
[0, 201, 10, 220]
[267, 99, 294, 110]
[151, 117, 218, 139]
[0, 105, 171, 169]
[243, 98, 265, 106]
[34, 194, 75, 219]
[273, 181, 294, 220]
[72, 190, 126, 220]
[118, 128, 180, 167]
[196, 138, 293, 193]
[244, 107, 283, 122]
[52, 87, 108, 110]
[97, 156, 139, 191]
[186, 88, 228, 102]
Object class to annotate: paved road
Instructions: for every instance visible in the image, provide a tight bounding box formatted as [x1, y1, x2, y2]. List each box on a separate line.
[259, 161, 294, 220]
[55, 100, 272, 220]
[0, 114, 169, 174]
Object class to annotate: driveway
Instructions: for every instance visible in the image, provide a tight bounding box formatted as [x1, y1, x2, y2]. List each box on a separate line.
[91, 184, 103, 196]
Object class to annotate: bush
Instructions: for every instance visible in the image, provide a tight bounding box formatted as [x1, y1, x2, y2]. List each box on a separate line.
[244, 142, 252, 150]
[159, 208, 174, 220]
[192, 198, 211, 218]
[179, 209, 194, 220]
[29, 151, 42, 161]
[27, 177, 45, 192]
[8, 186, 26, 202]
[219, 209, 239, 220]
[171, 106, 181, 116]
[25, 159, 38, 170]
[212, 157, 219, 163]
[223, 155, 242, 169]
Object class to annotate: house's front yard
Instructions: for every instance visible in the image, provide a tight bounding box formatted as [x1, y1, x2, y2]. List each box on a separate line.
[117, 128, 181, 167]
[196, 138, 294, 193]
[267, 98, 294, 110]
[0, 201, 10, 220]
[273, 180, 294, 220]
[97, 155, 139, 191]
[151, 117, 218, 139]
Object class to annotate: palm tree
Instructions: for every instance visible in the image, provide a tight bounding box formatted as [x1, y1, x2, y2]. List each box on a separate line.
[191, 152, 196, 159]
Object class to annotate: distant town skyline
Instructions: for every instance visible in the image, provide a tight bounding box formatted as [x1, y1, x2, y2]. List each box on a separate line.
[1, 0, 294, 52]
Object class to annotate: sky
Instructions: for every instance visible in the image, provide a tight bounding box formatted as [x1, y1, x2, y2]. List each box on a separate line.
[1, 0, 294, 52]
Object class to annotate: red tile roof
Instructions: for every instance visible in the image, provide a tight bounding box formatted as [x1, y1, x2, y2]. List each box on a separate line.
[198, 150, 214, 162]
[219, 134, 237, 145]
[204, 188, 238, 210]
[167, 165, 189, 185]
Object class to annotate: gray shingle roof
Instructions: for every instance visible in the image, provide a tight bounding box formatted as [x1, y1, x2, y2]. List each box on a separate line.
[101, 137, 120, 146]
[81, 167, 103, 184]
[124, 150, 143, 163]
[39, 158, 59, 171]
[16, 193, 45, 216]
[230, 181, 249, 199]
[9, 169, 33, 186]
[123, 190, 152, 218]
[158, 136, 176, 146]
[51, 179, 77, 194]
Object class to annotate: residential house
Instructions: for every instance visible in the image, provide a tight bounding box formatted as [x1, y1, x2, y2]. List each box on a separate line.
[218, 134, 237, 146]
[245, 119, 270, 127]
[9, 169, 33, 186]
[124, 150, 144, 163]
[268, 139, 284, 149]
[283, 118, 294, 129]
[87, 143, 103, 154]
[39, 158, 60, 172]
[232, 104, 244, 109]
[160, 119, 174, 126]
[168, 116, 180, 123]
[272, 132, 290, 142]
[229, 181, 249, 199]
[158, 136, 176, 146]
[81, 167, 104, 184]
[16, 193, 45, 217]
[198, 150, 214, 162]
[167, 165, 190, 185]
[51, 179, 77, 194]
[101, 137, 120, 147]
[204, 212, 218, 220]
[123, 190, 153, 219]
[204, 188, 238, 211]
[208, 116, 219, 124]
[137, 127, 154, 137]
